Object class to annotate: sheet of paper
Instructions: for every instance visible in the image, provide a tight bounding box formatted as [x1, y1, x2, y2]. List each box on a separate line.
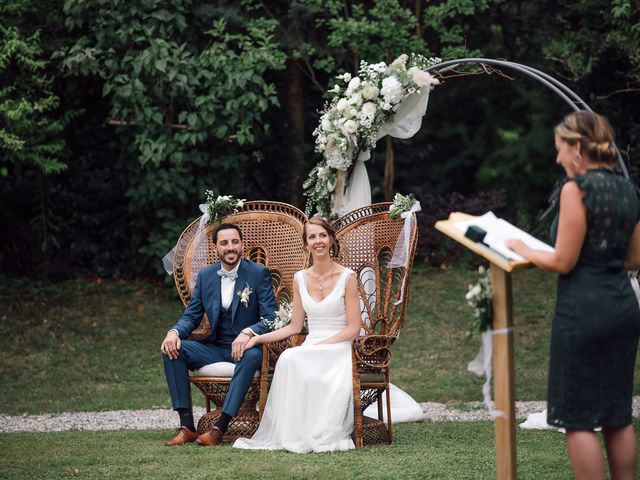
[453, 212, 555, 261]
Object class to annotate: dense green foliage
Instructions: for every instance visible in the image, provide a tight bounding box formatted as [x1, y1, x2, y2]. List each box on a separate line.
[1, 0, 638, 277]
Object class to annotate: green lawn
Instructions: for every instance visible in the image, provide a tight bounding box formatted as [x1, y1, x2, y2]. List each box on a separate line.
[0, 422, 580, 479]
[0, 266, 638, 415]
[1, 267, 639, 479]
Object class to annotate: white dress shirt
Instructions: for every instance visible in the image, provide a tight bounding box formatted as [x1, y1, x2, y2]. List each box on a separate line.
[220, 262, 241, 310]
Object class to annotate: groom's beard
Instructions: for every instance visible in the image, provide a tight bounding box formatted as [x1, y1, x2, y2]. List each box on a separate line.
[220, 250, 240, 268]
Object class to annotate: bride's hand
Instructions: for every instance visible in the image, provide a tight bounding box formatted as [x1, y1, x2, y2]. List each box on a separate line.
[245, 336, 259, 350]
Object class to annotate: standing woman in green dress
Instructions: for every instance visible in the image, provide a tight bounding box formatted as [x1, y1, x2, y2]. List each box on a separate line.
[507, 111, 640, 480]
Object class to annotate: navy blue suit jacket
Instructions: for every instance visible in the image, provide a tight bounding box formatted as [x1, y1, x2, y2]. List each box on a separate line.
[171, 259, 276, 341]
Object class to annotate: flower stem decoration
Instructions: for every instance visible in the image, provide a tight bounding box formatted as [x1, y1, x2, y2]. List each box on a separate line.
[237, 282, 252, 308]
[205, 191, 245, 225]
[304, 53, 441, 216]
[388, 192, 417, 219]
[261, 301, 293, 330]
[465, 266, 493, 337]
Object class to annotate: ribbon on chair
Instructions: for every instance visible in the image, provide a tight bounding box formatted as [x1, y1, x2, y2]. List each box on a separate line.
[162, 204, 210, 281]
[388, 200, 421, 269]
[387, 200, 421, 305]
[467, 327, 512, 418]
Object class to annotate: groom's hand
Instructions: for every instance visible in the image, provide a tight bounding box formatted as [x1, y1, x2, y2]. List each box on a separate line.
[161, 331, 181, 360]
[232, 333, 251, 361]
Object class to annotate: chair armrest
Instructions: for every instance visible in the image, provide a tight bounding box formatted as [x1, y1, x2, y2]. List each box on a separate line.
[262, 334, 306, 370]
[352, 334, 395, 371]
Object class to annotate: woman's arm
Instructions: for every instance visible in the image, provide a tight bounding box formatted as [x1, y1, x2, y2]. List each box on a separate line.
[506, 181, 587, 274]
[317, 272, 362, 345]
[625, 222, 640, 270]
[244, 279, 305, 348]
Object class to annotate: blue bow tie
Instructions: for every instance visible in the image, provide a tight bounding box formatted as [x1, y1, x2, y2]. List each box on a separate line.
[217, 269, 238, 280]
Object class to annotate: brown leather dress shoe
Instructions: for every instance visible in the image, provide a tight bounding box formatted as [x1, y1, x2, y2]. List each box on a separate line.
[195, 427, 224, 446]
[165, 426, 198, 446]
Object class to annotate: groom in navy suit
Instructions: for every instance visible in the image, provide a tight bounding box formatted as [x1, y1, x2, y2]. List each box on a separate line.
[161, 223, 276, 446]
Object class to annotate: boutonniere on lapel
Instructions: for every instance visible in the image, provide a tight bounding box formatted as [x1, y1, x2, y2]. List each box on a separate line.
[237, 282, 252, 307]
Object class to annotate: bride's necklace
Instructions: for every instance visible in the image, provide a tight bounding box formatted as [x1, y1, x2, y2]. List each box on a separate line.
[315, 263, 335, 291]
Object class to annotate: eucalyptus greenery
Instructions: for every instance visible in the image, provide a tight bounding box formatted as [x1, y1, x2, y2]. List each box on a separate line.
[389, 192, 417, 219]
[205, 192, 245, 226]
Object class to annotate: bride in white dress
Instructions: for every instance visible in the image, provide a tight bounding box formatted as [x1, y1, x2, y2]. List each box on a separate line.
[233, 217, 361, 453]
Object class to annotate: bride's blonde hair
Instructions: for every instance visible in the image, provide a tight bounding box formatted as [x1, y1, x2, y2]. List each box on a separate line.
[303, 217, 340, 257]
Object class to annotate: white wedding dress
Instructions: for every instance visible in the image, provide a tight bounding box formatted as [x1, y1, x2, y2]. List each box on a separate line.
[233, 268, 356, 453]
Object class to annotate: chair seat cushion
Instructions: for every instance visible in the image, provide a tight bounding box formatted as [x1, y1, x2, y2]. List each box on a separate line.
[190, 362, 260, 378]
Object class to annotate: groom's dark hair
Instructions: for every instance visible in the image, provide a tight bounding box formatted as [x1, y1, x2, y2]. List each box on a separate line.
[212, 223, 243, 243]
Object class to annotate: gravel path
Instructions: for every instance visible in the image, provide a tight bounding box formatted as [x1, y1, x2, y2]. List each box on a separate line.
[2, 398, 639, 433]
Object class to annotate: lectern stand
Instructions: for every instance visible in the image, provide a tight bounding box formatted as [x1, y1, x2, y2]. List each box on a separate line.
[435, 212, 531, 480]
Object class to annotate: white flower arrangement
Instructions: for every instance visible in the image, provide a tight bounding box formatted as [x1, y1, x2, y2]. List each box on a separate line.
[237, 282, 252, 308]
[465, 266, 493, 336]
[205, 191, 245, 225]
[261, 301, 293, 330]
[304, 53, 441, 216]
[388, 192, 417, 219]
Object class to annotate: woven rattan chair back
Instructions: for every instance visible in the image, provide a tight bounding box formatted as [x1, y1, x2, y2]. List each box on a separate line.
[172, 201, 308, 339]
[333, 202, 417, 339]
[171, 200, 307, 439]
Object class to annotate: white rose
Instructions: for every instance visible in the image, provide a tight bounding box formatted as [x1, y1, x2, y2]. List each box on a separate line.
[336, 98, 348, 110]
[342, 119, 358, 134]
[346, 76, 361, 92]
[380, 76, 403, 104]
[321, 117, 331, 131]
[348, 108, 358, 118]
[348, 92, 363, 106]
[408, 66, 439, 88]
[361, 102, 376, 117]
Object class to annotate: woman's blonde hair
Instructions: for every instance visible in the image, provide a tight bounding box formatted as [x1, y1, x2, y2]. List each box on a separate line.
[554, 111, 618, 165]
[302, 217, 340, 257]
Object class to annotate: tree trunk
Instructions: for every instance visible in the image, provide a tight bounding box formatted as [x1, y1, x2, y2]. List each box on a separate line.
[283, 57, 306, 207]
[383, 135, 395, 200]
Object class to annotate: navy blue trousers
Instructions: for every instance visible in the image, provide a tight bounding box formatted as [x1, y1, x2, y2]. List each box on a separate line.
[162, 340, 262, 417]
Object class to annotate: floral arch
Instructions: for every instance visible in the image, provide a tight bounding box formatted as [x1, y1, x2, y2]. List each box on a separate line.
[303, 56, 632, 219]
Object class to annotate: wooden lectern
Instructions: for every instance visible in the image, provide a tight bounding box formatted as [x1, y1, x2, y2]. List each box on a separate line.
[435, 212, 531, 480]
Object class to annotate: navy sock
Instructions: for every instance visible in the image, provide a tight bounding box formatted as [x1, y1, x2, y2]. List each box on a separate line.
[177, 408, 195, 432]
[215, 412, 232, 434]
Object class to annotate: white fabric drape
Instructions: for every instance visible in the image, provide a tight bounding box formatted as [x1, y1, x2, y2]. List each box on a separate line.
[338, 89, 432, 215]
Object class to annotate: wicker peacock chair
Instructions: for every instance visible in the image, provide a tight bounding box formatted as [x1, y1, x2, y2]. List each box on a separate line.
[171, 200, 308, 439]
[332, 202, 419, 448]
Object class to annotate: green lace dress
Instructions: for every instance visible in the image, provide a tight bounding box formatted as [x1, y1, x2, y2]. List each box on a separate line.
[547, 169, 640, 430]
